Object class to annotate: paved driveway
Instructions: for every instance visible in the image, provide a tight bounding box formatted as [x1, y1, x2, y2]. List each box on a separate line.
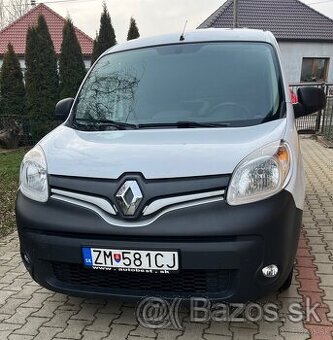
[0, 137, 332, 340]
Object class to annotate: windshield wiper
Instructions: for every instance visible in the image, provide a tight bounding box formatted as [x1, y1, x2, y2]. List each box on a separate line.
[73, 119, 230, 131]
[74, 118, 138, 130]
[138, 121, 230, 129]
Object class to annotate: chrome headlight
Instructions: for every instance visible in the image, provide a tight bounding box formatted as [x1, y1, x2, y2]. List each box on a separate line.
[19, 145, 49, 202]
[227, 141, 292, 205]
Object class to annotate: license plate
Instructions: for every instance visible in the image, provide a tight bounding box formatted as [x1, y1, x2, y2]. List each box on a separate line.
[82, 247, 179, 273]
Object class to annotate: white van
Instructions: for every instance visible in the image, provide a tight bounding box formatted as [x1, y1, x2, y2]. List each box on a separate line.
[16, 29, 326, 301]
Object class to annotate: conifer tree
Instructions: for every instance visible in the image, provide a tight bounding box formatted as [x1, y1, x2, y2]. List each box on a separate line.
[91, 3, 116, 64]
[25, 15, 59, 120]
[0, 43, 26, 116]
[25, 15, 59, 140]
[59, 18, 86, 98]
[127, 17, 140, 41]
[35, 14, 59, 117]
[25, 26, 40, 118]
[91, 33, 99, 65]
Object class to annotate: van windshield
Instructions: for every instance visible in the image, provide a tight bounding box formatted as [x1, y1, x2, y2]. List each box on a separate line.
[70, 42, 284, 130]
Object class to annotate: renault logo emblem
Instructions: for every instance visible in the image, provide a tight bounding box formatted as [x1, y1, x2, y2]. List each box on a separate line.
[115, 180, 143, 216]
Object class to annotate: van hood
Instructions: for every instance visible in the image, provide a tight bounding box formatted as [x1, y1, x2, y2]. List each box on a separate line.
[40, 119, 287, 179]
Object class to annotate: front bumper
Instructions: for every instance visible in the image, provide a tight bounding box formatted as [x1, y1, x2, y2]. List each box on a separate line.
[16, 190, 302, 302]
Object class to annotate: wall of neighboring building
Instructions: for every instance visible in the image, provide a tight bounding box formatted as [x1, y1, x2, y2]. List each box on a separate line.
[278, 41, 333, 84]
[83, 58, 91, 70]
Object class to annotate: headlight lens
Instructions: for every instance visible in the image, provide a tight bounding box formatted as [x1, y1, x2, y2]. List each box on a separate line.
[227, 141, 291, 205]
[19, 146, 49, 202]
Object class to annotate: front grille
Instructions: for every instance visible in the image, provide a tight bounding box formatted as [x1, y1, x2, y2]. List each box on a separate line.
[49, 173, 229, 220]
[52, 262, 232, 294]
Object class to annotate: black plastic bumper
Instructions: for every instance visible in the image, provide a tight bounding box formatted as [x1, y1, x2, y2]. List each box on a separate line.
[16, 190, 302, 302]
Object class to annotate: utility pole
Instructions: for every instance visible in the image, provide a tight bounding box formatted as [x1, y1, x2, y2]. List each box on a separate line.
[233, 0, 239, 28]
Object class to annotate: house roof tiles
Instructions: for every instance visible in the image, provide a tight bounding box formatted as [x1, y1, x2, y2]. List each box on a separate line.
[0, 3, 93, 56]
[198, 0, 333, 41]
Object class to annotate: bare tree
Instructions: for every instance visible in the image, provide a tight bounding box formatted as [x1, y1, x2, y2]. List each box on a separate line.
[74, 62, 142, 125]
[0, 0, 30, 30]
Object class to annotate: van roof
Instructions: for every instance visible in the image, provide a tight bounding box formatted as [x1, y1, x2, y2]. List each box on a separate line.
[105, 28, 277, 55]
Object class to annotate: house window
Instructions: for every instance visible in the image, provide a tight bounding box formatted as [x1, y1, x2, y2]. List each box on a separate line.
[300, 58, 329, 82]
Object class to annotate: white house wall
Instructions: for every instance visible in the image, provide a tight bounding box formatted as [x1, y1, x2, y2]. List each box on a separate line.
[0, 57, 91, 72]
[278, 41, 333, 84]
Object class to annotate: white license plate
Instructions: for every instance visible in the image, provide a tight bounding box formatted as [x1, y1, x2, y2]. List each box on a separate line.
[82, 247, 179, 273]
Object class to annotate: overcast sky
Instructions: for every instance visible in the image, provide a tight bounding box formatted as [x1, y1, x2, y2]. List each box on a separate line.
[47, 0, 333, 42]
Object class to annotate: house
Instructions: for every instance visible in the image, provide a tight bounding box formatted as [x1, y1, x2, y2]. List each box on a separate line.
[0, 3, 93, 71]
[198, 0, 333, 84]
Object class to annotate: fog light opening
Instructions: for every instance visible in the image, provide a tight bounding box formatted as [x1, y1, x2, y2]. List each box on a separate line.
[262, 264, 279, 278]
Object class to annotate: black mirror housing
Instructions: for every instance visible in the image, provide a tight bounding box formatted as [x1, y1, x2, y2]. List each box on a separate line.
[55, 98, 74, 121]
[293, 87, 326, 118]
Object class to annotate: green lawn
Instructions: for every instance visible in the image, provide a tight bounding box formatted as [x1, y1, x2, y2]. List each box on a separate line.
[0, 149, 27, 237]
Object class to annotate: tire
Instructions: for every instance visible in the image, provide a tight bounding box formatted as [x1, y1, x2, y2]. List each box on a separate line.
[279, 266, 293, 292]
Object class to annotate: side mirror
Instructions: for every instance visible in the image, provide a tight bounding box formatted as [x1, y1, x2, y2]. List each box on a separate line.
[293, 87, 326, 118]
[54, 98, 74, 121]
